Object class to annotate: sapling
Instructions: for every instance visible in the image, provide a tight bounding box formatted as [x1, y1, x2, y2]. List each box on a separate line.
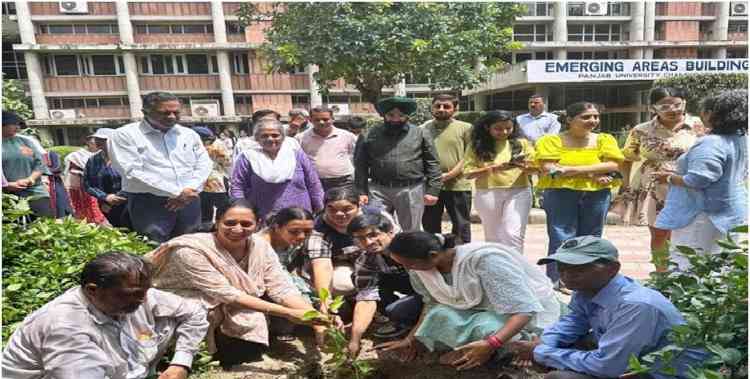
[302, 288, 375, 379]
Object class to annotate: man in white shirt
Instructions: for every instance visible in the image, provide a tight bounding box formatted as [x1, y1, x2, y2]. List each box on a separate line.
[109, 92, 212, 242]
[296, 106, 357, 193]
[2, 251, 209, 379]
[516, 94, 561, 145]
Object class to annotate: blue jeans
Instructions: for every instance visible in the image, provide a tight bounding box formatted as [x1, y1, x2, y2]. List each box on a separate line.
[542, 188, 611, 282]
[127, 192, 201, 243]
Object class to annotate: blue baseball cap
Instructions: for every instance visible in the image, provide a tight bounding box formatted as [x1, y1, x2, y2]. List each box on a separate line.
[537, 236, 619, 266]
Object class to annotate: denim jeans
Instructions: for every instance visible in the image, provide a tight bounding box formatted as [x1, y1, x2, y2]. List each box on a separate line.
[542, 188, 611, 282]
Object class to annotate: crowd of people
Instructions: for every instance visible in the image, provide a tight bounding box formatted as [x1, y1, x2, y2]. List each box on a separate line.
[1, 87, 747, 379]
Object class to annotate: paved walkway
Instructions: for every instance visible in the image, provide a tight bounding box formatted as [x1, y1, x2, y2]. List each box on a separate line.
[452, 223, 655, 280]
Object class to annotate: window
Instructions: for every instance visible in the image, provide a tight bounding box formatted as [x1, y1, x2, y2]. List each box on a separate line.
[235, 95, 253, 105]
[536, 51, 554, 59]
[2, 2, 16, 15]
[53, 55, 80, 76]
[2, 47, 26, 79]
[186, 54, 209, 74]
[569, 24, 622, 42]
[134, 24, 213, 34]
[139, 54, 218, 75]
[40, 24, 118, 34]
[568, 2, 585, 16]
[488, 90, 533, 111]
[515, 53, 533, 63]
[226, 21, 244, 34]
[323, 95, 350, 104]
[88, 55, 120, 75]
[97, 98, 126, 107]
[522, 2, 552, 16]
[729, 21, 748, 33]
[514, 24, 551, 42]
[291, 94, 310, 108]
[233, 53, 250, 74]
[290, 65, 306, 74]
[459, 96, 474, 111]
[567, 50, 627, 60]
[48, 25, 75, 34]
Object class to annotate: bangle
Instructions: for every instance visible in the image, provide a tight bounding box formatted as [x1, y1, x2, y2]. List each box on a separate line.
[485, 335, 503, 349]
[666, 175, 673, 185]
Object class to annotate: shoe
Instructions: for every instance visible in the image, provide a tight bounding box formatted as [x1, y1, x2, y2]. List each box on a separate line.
[374, 313, 390, 324]
[373, 322, 409, 339]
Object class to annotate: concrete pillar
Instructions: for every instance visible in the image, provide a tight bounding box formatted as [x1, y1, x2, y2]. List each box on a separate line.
[122, 53, 143, 118]
[629, 1, 645, 59]
[712, 1, 730, 58]
[211, 2, 235, 116]
[115, 0, 134, 44]
[534, 85, 551, 111]
[24, 53, 49, 119]
[644, 1, 656, 59]
[308, 65, 323, 107]
[211, 1, 228, 43]
[16, 1, 48, 119]
[16, 0, 36, 44]
[473, 94, 488, 111]
[217, 52, 236, 116]
[115, 1, 142, 118]
[553, 1, 567, 60]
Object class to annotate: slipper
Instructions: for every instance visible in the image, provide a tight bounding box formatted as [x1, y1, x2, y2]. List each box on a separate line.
[275, 334, 295, 342]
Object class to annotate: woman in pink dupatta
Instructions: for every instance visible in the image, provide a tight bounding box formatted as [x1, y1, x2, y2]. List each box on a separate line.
[64, 135, 106, 224]
[146, 199, 320, 370]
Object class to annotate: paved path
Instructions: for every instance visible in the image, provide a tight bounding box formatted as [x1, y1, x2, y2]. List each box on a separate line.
[451, 223, 654, 280]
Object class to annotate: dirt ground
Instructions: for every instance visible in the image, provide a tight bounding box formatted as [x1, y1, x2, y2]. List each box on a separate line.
[194, 329, 544, 379]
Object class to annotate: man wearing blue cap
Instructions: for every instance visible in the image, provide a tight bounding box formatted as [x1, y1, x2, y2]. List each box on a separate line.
[510, 236, 706, 379]
[353, 96, 442, 231]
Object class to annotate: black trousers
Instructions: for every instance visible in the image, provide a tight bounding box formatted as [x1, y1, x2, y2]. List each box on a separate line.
[320, 175, 354, 195]
[213, 328, 266, 369]
[102, 202, 131, 229]
[422, 190, 472, 243]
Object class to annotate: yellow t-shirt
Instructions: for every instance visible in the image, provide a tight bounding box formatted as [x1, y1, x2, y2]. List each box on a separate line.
[463, 139, 535, 189]
[535, 133, 625, 191]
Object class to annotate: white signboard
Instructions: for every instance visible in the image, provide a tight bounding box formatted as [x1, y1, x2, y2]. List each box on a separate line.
[527, 59, 749, 83]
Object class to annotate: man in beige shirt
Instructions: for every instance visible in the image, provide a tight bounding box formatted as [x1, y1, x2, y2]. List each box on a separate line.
[2, 252, 208, 379]
[296, 106, 357, 193]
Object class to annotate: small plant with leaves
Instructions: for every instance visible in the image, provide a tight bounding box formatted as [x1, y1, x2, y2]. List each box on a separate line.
[301, 288, 375, 379]
[628, 226, 748, 379]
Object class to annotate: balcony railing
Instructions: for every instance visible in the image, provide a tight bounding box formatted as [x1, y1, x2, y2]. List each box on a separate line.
[128, 2, 210, 16]
[75, 106, 131, 119]
[36, 34, 119, 45]
[44, 76, 127, 93]
[133, 34, 214, 44]
[30, 2, 115, 16]
[231, 74, 308, 91]
[139, 75, 220, 91]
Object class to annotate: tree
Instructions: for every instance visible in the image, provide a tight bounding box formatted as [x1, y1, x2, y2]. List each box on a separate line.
[654, 73, 748, 114]
[237, 2, 524, 105]
[2, 77, 33, 119]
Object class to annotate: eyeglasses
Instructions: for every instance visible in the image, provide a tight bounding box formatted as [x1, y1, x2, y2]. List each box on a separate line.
[652, 102, 685, 112]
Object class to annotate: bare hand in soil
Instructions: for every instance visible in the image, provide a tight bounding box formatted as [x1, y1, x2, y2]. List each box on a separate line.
[373, 336, 418, 362]
[448, 340, 495, 370]
[348, 339, 361, 358]
[158, 365, 188, 379]
[508, 336, 541, 365]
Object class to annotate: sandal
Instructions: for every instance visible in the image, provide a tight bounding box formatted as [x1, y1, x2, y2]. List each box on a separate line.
[275, 334, 295, 342]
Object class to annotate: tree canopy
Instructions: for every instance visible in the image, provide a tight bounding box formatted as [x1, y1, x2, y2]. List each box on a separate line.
[2, 78, 33, 119]
[237, 2, 524, 104]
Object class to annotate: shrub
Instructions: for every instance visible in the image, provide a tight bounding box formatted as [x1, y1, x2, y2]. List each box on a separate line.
[2, 195, 154, 343]
[46, 145, 80, 162]
[654, 73, 748, 114]
[454, 111, 484, 126]
[629, 227, 748, 379]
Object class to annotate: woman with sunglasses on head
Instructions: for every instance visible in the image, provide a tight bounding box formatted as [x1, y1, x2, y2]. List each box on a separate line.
[618, 87, 702, 270]
[463, 110, 536, 253]
[146, 199, 321, 369]
[535, 102, 625, 285]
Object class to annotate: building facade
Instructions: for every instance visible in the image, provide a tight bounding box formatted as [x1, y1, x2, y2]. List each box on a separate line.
[463, 1, 748, 133]
[2, 1, 748, 144]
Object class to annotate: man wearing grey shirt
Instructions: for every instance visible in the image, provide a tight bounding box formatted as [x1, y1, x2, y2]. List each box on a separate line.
[2, 252, 209, 379]
[516, 94, 561, 145]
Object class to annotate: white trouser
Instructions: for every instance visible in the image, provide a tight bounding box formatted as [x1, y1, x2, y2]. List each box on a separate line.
[474, 187, 532, 254]
[669, 212, 723, 271]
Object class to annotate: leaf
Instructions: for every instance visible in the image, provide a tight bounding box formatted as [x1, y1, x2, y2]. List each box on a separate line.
[5, 283, 22, 292]
[302, 310, 323, 322]
[329, 296, 345, 314]
[318, 287, 330, 306]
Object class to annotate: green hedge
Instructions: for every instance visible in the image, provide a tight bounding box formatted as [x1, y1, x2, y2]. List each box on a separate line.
[47, 145, 80, 162]
[654, 73, 748, 114]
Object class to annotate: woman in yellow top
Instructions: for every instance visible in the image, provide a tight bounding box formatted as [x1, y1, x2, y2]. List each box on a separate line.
[535, 102, 625, 283]
[463, 110, 535, 253]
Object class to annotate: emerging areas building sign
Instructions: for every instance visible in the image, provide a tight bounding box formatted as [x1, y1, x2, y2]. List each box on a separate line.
[527, 59, 749, 83]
